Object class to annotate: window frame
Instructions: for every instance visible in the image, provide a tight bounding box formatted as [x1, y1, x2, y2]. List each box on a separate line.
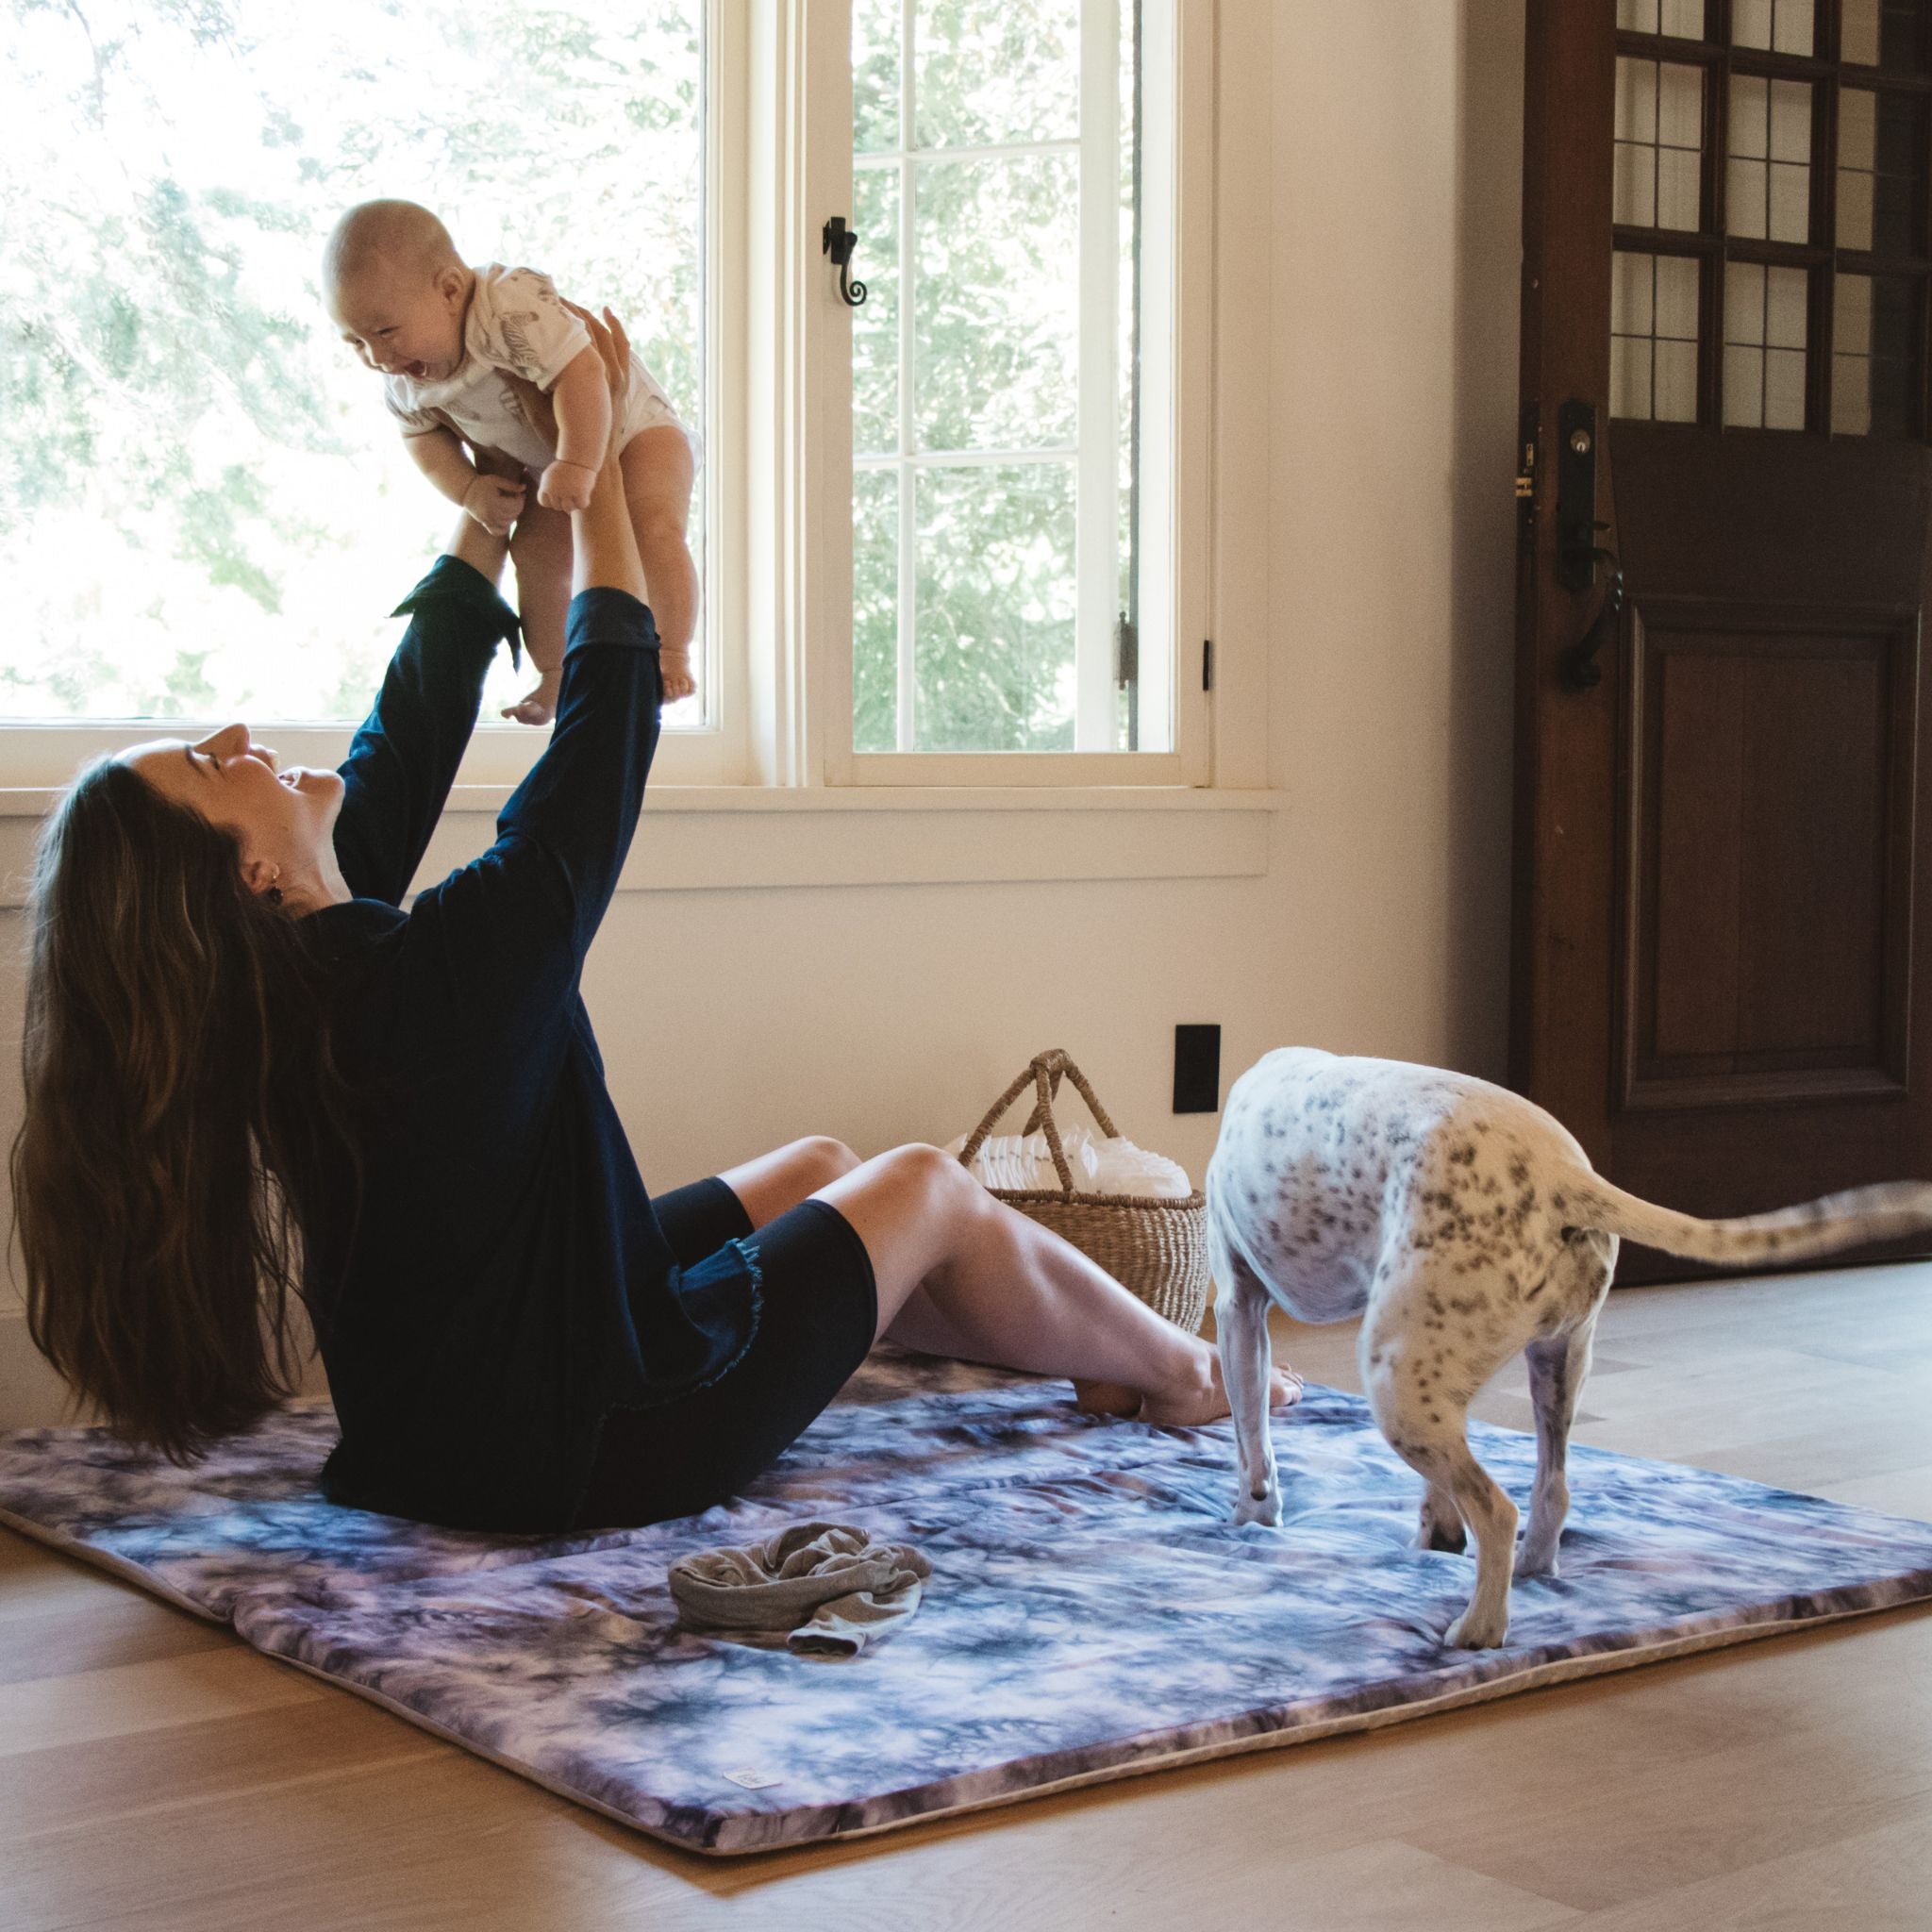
[813, 0, 1213, 787]
[0, 0, 1219, 800]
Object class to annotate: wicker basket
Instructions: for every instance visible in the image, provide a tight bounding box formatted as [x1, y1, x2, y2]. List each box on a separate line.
[958, 1049, 1210, 1336]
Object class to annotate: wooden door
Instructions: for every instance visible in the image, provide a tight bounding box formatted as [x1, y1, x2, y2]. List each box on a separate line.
[1513, 0, 1932, 1280]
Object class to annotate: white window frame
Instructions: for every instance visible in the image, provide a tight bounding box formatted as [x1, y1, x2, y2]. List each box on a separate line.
[0, 0, 1217, 802]
[0, 2, 740, 795]
[809, 0, 1212, 788]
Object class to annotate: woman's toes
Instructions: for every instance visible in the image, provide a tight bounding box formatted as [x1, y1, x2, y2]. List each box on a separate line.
[1271, 1364, 1306, 1409]
[1073, 1378, 1143, 1419]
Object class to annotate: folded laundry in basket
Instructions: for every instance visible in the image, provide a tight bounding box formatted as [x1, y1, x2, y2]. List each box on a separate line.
[945, 1124, 1193, 1198]
[667, 1521, 933, 1658]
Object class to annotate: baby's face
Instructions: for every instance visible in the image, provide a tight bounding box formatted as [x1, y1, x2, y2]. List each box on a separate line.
[328, 263, 467, 383]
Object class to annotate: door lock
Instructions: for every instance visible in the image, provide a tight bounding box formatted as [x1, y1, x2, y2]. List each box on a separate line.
[1554, 398, 1624, 691]
[1556, 399, 1605, 593]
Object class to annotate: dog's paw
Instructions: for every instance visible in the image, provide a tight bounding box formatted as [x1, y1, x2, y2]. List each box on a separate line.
[1515, 1538, 1561, 1579]
[1232, 1489, 1283, 1528]
[1443, 1604, 1509, 1650]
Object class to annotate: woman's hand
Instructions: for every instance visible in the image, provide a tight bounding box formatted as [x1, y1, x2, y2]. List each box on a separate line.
[462, 471, 527, 535]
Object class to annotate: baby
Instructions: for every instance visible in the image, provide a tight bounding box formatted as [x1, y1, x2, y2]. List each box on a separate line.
[322, 199, 697, 723]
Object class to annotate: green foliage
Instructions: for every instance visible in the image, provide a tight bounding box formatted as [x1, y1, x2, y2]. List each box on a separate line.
[850, 0, 1118, 755]
[1, 0, 702, 722]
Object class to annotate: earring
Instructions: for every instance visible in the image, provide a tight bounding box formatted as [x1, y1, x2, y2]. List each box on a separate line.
[265, 866, 284, 908]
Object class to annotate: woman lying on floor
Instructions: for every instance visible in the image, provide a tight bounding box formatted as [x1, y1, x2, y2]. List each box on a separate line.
[11, 310, 1293, 1534]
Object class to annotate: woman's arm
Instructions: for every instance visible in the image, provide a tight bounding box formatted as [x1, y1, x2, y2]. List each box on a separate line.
[398, 311, 664, 1028]
[329, 519, 518, 907]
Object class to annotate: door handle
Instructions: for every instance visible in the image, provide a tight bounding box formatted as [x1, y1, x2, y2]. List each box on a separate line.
[1555, 398, 1623, 692]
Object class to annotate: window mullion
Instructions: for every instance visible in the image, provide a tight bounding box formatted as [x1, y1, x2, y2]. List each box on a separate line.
[1075, 0, 1122, 753]
[896, 0, 918, 754]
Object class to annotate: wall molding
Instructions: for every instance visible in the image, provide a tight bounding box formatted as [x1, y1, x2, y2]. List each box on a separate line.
[0, 787, 1284, 906]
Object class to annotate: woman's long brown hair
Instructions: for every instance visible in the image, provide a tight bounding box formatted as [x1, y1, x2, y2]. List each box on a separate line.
[10, 757, 363, 1461]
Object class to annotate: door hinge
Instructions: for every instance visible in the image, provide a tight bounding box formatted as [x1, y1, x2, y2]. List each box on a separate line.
[1202, 638, 1213, 691]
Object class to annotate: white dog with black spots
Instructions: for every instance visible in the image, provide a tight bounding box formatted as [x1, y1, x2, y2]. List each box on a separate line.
[1207, 1047, 1932, 1649]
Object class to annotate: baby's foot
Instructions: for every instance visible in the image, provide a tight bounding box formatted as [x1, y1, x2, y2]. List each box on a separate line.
[659, 648, 696, 704]
[502, 669, 561, 726]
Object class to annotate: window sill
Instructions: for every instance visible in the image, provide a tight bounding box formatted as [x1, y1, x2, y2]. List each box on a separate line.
[0, 786, 1285, 903]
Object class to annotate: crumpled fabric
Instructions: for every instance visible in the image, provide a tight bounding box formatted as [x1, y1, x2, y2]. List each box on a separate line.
[668, 1521, 932, 1658]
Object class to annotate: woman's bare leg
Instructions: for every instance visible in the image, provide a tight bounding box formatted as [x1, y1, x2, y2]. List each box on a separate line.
[714, 1136, 859, 1229]
[816, 1145, 1298, 1427]
[503, 500, 573, 724]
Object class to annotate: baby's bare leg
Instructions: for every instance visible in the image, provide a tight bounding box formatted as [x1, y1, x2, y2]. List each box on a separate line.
[618, 426, 698, 702]
[503, 499, 573, 725]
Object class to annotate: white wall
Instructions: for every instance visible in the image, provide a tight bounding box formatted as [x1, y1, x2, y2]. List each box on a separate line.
[0, 0, 1525, 1428]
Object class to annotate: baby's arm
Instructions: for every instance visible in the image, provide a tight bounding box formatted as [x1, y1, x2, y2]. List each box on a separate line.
[404, 425, 526, 536]
[534, 347, 611, 515]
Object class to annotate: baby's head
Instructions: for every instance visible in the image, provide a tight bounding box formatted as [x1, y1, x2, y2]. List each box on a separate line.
[322, 200, 471, 383]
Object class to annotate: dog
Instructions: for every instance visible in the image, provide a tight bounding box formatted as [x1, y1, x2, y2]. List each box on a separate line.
[1205, 1047, 1932, 1649]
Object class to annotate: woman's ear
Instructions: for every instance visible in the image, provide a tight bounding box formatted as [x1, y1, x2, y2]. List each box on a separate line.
[240, 854, 280, 899]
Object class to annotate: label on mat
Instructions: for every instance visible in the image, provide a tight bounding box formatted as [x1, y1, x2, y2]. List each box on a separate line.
[724, 1767, 783, 1790]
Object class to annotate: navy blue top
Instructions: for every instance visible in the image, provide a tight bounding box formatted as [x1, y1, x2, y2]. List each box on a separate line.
[303, 557, 758, 1531]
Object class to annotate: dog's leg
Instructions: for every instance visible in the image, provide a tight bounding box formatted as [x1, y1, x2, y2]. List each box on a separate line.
[1520, 1231, 1612, 1577]
[1518, 1318, 1594, 1576]
[1361, 1299, 1519, 1650]
[1416, 1481, 1466, 1555]
[1216, 1257, 1281, 1528]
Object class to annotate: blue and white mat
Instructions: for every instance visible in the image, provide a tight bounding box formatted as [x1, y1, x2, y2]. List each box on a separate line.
[3, 1347, 1929, 1856]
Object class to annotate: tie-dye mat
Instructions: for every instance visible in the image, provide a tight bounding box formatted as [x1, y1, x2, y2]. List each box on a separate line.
[4, 1346, 1931, 1857]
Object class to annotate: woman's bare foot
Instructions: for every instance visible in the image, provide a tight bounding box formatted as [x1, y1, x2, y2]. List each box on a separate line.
[502, 668, 561, 726]
[1074, 1351, 1304, 1427]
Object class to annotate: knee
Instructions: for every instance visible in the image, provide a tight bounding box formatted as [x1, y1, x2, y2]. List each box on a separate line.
[881, 1141, 980, 1211]
[634, 509, 692, 564]
[791, 1135, 859, 1191]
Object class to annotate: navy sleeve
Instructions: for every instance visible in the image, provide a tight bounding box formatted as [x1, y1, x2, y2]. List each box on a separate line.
[331, 558, 522, 907]
[399, 588, 662, 1026]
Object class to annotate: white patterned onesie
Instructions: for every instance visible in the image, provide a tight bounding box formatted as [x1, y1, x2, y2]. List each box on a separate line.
[384, 262, 692, 475]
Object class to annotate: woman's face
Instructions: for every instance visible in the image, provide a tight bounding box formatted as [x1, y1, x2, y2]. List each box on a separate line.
[121, 724, 344, 890]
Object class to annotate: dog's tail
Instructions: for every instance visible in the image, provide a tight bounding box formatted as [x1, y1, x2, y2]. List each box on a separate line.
[1564, 1171, 1932, 1267]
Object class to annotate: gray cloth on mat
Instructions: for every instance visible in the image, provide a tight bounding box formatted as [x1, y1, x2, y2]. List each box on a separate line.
[668, 1522, 932, 1657]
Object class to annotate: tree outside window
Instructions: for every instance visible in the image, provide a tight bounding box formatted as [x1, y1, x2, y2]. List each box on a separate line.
[0, 0, 703, 726]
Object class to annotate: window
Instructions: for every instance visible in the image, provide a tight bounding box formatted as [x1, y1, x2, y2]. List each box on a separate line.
[0, 0, 1211, 795]
[0, 0, 714, 782]
[850, 0, 1150, 758]
[1608, 0, 1932, 441]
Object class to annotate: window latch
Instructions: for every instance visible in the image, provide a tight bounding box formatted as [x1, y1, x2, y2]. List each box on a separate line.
[822, 217, 868, 308]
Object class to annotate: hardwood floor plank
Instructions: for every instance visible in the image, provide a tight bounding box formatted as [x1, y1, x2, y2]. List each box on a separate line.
[0, 1536, 181, 1626]
[1567, 1807, 1932, 1929]
[0, 1647, 323, 1761]
[0, 1699, 441, 1845]
[1401, 1644, 1932, 1910]
[0, 1594, 233, 1687]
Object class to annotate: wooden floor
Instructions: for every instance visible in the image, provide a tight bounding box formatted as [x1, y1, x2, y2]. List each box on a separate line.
[4, 1264, 1930, 1931]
